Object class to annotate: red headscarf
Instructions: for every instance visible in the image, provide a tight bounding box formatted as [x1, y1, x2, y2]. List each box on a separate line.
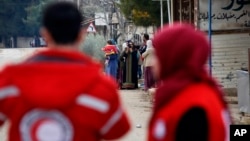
[152, 23, 228, 113]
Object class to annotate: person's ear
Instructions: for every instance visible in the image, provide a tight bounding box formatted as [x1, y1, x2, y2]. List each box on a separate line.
[40, 27, 53, 45]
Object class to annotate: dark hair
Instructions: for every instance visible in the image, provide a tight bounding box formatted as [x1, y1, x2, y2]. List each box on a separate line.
[42, 2, 83, 44]
[128, 41, 134, 48]
[143, 33, 149, 40]
[107, 40, 113, 45]
[134, 45, 140, 50]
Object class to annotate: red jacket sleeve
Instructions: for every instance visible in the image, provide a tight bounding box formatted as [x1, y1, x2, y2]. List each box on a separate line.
[101, 100, 130, 140]
[95, 77, 131, 140]
[0, 68, 19, 126]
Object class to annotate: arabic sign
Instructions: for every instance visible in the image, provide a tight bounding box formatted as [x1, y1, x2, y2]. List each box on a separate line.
[199, 0, 250, 30]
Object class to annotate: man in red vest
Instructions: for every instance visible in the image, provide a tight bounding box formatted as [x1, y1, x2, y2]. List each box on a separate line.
[0, 2, 130, 141]
[148, 23, 231, 141]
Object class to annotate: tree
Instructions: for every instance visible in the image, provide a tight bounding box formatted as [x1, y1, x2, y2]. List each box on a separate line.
[81, 0, 114, 40]
[119, 0, 169, 27]
[23, 0, 52, 36]
[0, 0, 49, 47]
[80, 34, 106, 62]
[81, 0, 128, 45]
[0, 0, 28, 47]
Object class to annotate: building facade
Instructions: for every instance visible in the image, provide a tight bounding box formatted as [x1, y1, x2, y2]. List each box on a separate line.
[173, 0, 250, 88]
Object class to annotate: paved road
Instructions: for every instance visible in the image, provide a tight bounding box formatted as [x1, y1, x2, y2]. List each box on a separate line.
[0, 89, 152, 141]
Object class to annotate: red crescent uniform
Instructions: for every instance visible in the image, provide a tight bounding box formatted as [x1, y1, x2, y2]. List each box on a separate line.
[148, 83, 231, 141]
[0, 49, 130, 141]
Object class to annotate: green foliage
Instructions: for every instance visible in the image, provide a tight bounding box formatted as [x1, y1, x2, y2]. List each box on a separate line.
[23, 0, 52, 36]
[80, 34, 106, 61]
[119, 0, 169, 27]
[0, 0, 28, 37]
[0, 0, 51, 37]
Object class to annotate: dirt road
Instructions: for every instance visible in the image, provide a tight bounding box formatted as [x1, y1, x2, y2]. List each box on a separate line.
[119, 90, 152, 141]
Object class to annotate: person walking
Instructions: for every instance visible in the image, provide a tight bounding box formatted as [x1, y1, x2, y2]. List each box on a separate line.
[148, 23, 231, 141]
[0, 2, 130, 141]
[142, 39, 155, 91]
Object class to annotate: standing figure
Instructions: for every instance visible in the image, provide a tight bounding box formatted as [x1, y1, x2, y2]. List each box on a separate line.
[139, 33, 149, 88]
[142, 40, 155, 91]
[102, 40, 118, 81]
[135, 45, 143, 79]
[139, 33, 149, 55]
[0, 2, 130, 141]
[148, 24, 231, 141]
[120, 41, 138, 89]
[34, 36, 41, 47]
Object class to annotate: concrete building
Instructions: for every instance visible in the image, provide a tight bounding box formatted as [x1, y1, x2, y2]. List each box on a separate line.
[173, 0, 250, 88]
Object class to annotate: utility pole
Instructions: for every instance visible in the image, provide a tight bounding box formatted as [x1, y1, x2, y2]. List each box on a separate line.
[208, 0, 212, 75]
[160, 0, 163, 28]
[170, 0, 173, 24]
[77, 0, 80, 9]
[153, 0, 171, 28]
[167, 0, 171, 24]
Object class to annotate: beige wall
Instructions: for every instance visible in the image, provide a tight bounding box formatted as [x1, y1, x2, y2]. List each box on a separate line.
[212, 33, 250, 88]
[0, 48, 40, 67]
[17, 37, 33, 48]
[199, 0, 250, 31]
[0, 43, 4, 48]
[0, 37, 33, 48]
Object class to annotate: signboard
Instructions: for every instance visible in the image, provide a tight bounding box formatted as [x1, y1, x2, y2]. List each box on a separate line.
[87, 22, 96, 33]
[199, 0, 250, 30]
[95, 13, 108, 26]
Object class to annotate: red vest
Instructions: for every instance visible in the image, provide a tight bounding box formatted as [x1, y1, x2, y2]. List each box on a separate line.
[148, 83, 231, 141]
[0, 49, 130, 141]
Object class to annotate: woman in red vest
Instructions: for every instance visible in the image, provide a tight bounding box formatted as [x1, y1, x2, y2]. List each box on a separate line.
[148, 23, 231, 141]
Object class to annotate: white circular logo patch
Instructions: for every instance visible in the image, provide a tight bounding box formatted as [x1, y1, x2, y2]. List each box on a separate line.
[36, 119, 64, 141]
[153, 119, 167, 140]
[221, 109, 231, 141]
[20, 109, 73, 141]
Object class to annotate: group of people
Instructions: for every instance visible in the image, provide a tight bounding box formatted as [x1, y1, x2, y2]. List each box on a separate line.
[30, 36, 47, 47]
[0, 1, 231, 141]
[102, 34, 156, 91]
